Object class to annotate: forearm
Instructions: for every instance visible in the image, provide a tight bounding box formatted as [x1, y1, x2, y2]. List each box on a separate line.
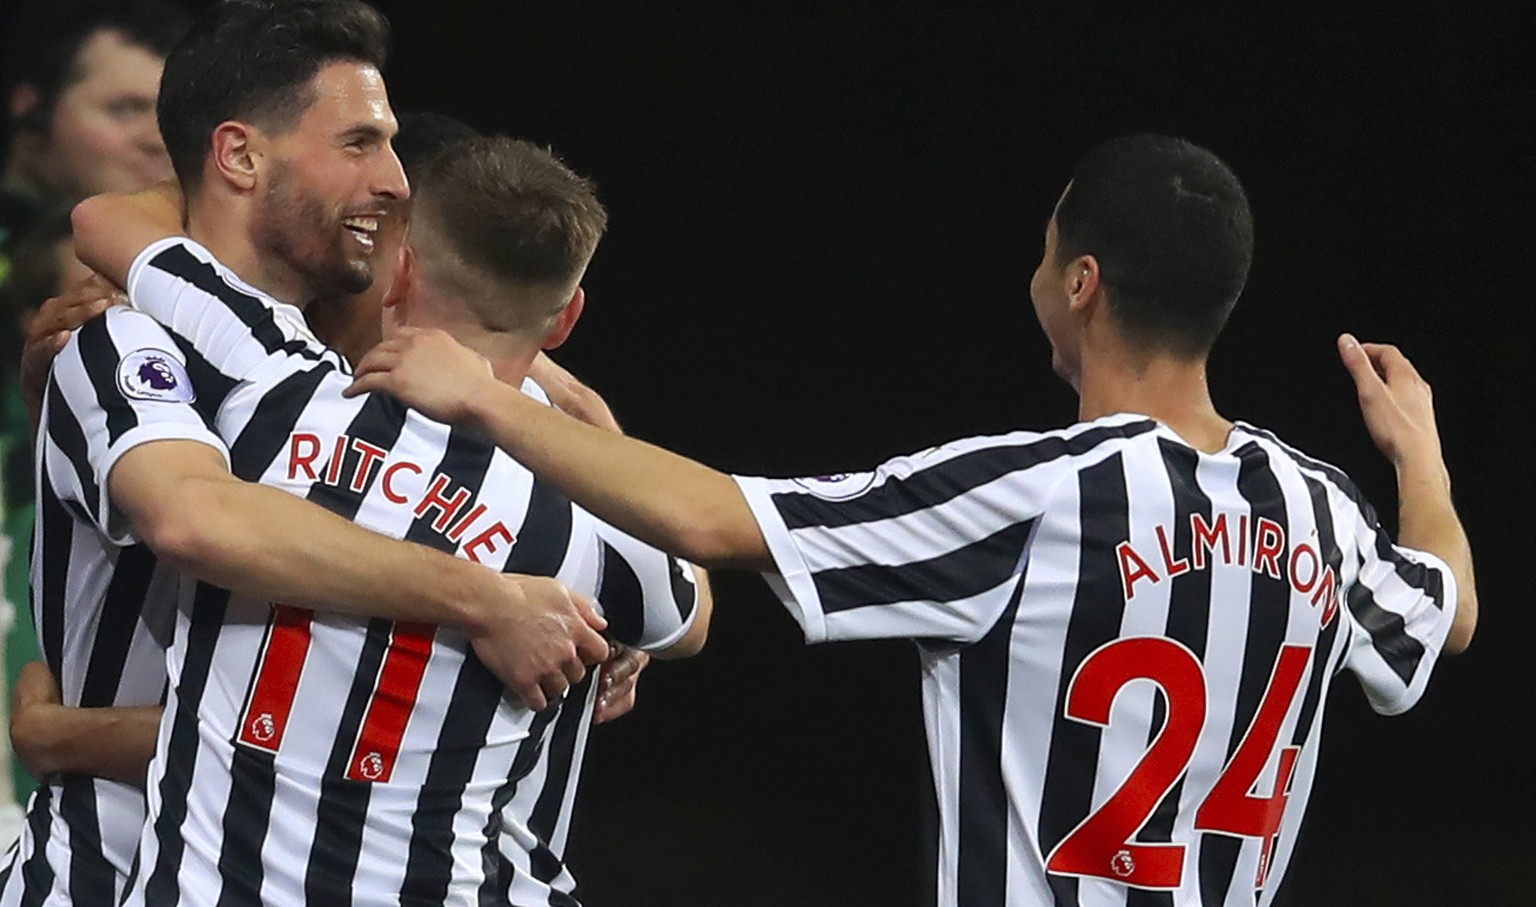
[149, 475, 503, 632]
[1394, 458, 1477, 653]
[468, 383, 768, 570]
[11, 704, 161, 785]
[71, 183, 183, 287]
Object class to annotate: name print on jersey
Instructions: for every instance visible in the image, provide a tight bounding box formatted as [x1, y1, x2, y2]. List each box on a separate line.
[1115, 512, 1340, 627]
[286, 431, 516, 563]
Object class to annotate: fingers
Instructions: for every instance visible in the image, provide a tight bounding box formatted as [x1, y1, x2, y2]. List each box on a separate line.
[571, 591, 608, 634]
[516, 682, 549, 713]
[573, 620, 611, 667]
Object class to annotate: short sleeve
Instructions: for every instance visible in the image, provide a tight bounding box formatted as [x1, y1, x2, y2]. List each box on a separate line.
[126, 236, 341, 384]
[43, 307, 230, 544]
[733, 432, 1072, 645]
[1337, 506, 1459, 716]
[588, 517, 700, 652]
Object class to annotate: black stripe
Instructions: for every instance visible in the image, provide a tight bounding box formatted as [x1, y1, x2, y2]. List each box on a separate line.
[75, 317, 138, 446]
[773, 419, 1158, 531]
[813, 518, 1035, 615]
[398, 429, 504, 904]
[955, 577, 1025, 906]
[213, 746, 278, 907]
[1241, 425, 1448, 606]
[1125, 440, 1217, 907]
[502, 477, 573, 577]
[227, 364, 336, 480]
[302, 620, 392, 906]
[16, 785, 56, 907]
[35, 474, 71, 680]
[478, 706, 563, 905]
[307, 393, 410, 517]
[45, 379, 101, 522]
[1198, 444, 1293, 902]
[149, 243, 330, 361]
[527, 676, 593, 869]
[147, 582, 231, 906]
[57, 777, 116, 906]
[595, 542, 644, 646]
[1038, 454, 1132, 906]
[1292, 476, 1347, 746]
[668, 557, 697, 626]
[78, 545, 158, 708]
[166, 333, 240, 426]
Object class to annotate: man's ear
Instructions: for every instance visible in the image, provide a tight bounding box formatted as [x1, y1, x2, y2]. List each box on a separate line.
[540, 286, 586, 351]
[380, 243, 415, 336]
[209, 121, 260, 191]
[1066, 254, 1102, 315]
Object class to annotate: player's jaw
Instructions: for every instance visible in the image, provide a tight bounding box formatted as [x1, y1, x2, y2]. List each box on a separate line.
[252, 158, 393, 302]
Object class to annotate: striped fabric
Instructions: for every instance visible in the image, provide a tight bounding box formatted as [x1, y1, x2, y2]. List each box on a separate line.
[736, 415, 1456, 907]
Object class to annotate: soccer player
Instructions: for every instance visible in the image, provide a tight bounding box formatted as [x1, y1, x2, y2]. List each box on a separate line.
[0, 3, 618, 905]
[347, 134, 1479, 906]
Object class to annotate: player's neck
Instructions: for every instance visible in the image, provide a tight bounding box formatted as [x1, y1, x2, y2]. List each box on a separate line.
[1076, 347, 1233, 453]
[186, 197, 310, 308]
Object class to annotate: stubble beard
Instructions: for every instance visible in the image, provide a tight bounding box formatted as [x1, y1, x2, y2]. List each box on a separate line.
[253, 161, 373, 303]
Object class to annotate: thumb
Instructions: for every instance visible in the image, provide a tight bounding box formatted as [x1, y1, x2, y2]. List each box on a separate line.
[1337, 333, 1381, 394]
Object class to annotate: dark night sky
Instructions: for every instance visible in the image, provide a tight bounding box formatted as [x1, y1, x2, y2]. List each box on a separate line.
[10, 1, 1534, 903]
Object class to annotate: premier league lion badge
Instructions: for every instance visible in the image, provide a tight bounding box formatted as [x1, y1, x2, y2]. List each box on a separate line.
[117, 348, 197, 403]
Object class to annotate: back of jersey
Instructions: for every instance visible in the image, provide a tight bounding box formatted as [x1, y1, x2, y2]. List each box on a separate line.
[1008, 422, 1454, 905]
[735, 414, 1457, 907]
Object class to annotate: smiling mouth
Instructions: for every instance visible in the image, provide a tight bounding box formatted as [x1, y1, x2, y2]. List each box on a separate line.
[342, 215, 380, 252]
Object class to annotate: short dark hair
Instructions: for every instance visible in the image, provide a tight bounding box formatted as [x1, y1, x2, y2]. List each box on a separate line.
[3, 0, 191, 135]
[412, 136, 608, 332]
[156, 0, 390, 190]
[392, 111, 480, 174]
[1055, 134, 1253, 356]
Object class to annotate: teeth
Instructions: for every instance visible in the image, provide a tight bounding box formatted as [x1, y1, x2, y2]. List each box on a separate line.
[343, 216, 379, 233]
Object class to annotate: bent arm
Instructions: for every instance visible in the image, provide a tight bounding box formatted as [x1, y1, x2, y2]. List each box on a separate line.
[111, 440, 509, 629]
[71, 183, 184, 289]
[1394, 457, 1476, 654]
[110, 440, 611, 709]
[10, 661, 160, 786]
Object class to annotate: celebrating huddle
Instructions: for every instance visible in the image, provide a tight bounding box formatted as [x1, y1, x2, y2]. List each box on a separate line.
[0, 1, 1478, 906]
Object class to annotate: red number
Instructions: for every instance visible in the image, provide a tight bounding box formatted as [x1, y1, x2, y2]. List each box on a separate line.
[1045, 638, 1207, 889]
[237, 606, 437, 783]
[1045, 638, 1313, 890]
[1196, 645, 1310, 887]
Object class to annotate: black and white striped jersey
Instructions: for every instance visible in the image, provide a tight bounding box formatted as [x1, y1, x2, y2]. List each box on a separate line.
[0, 307, 229, 907]
[735, 415, 1457, 907]
[108, 237, 699, 907]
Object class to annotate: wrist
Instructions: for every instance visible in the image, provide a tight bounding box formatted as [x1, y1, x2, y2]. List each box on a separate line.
[435, 555, 503, 635]
[463, 380, 525, 434]
[1395, 455, 1451, 497]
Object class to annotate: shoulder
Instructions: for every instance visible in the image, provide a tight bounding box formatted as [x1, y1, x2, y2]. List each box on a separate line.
[1231, 421, 1373, 515]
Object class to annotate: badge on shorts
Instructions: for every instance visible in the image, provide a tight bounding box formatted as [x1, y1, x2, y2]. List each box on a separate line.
[117, 349, 196, 403]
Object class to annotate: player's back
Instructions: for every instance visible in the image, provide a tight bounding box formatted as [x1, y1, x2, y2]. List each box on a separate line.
[940, 418, 1454, 905]
[739, 414, 1457, 907]
[118, 238, 699, 906]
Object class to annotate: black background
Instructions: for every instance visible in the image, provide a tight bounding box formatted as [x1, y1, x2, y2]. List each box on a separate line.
[10, 1, 1534, 903]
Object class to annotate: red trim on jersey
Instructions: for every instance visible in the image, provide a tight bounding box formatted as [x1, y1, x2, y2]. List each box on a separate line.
[238, 605, 314, 753]
[346, 622, 437, 783]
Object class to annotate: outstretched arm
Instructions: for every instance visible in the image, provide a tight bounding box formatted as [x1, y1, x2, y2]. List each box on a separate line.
[347, 329, 770, 570]
[1338, 333, 1477, 653]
